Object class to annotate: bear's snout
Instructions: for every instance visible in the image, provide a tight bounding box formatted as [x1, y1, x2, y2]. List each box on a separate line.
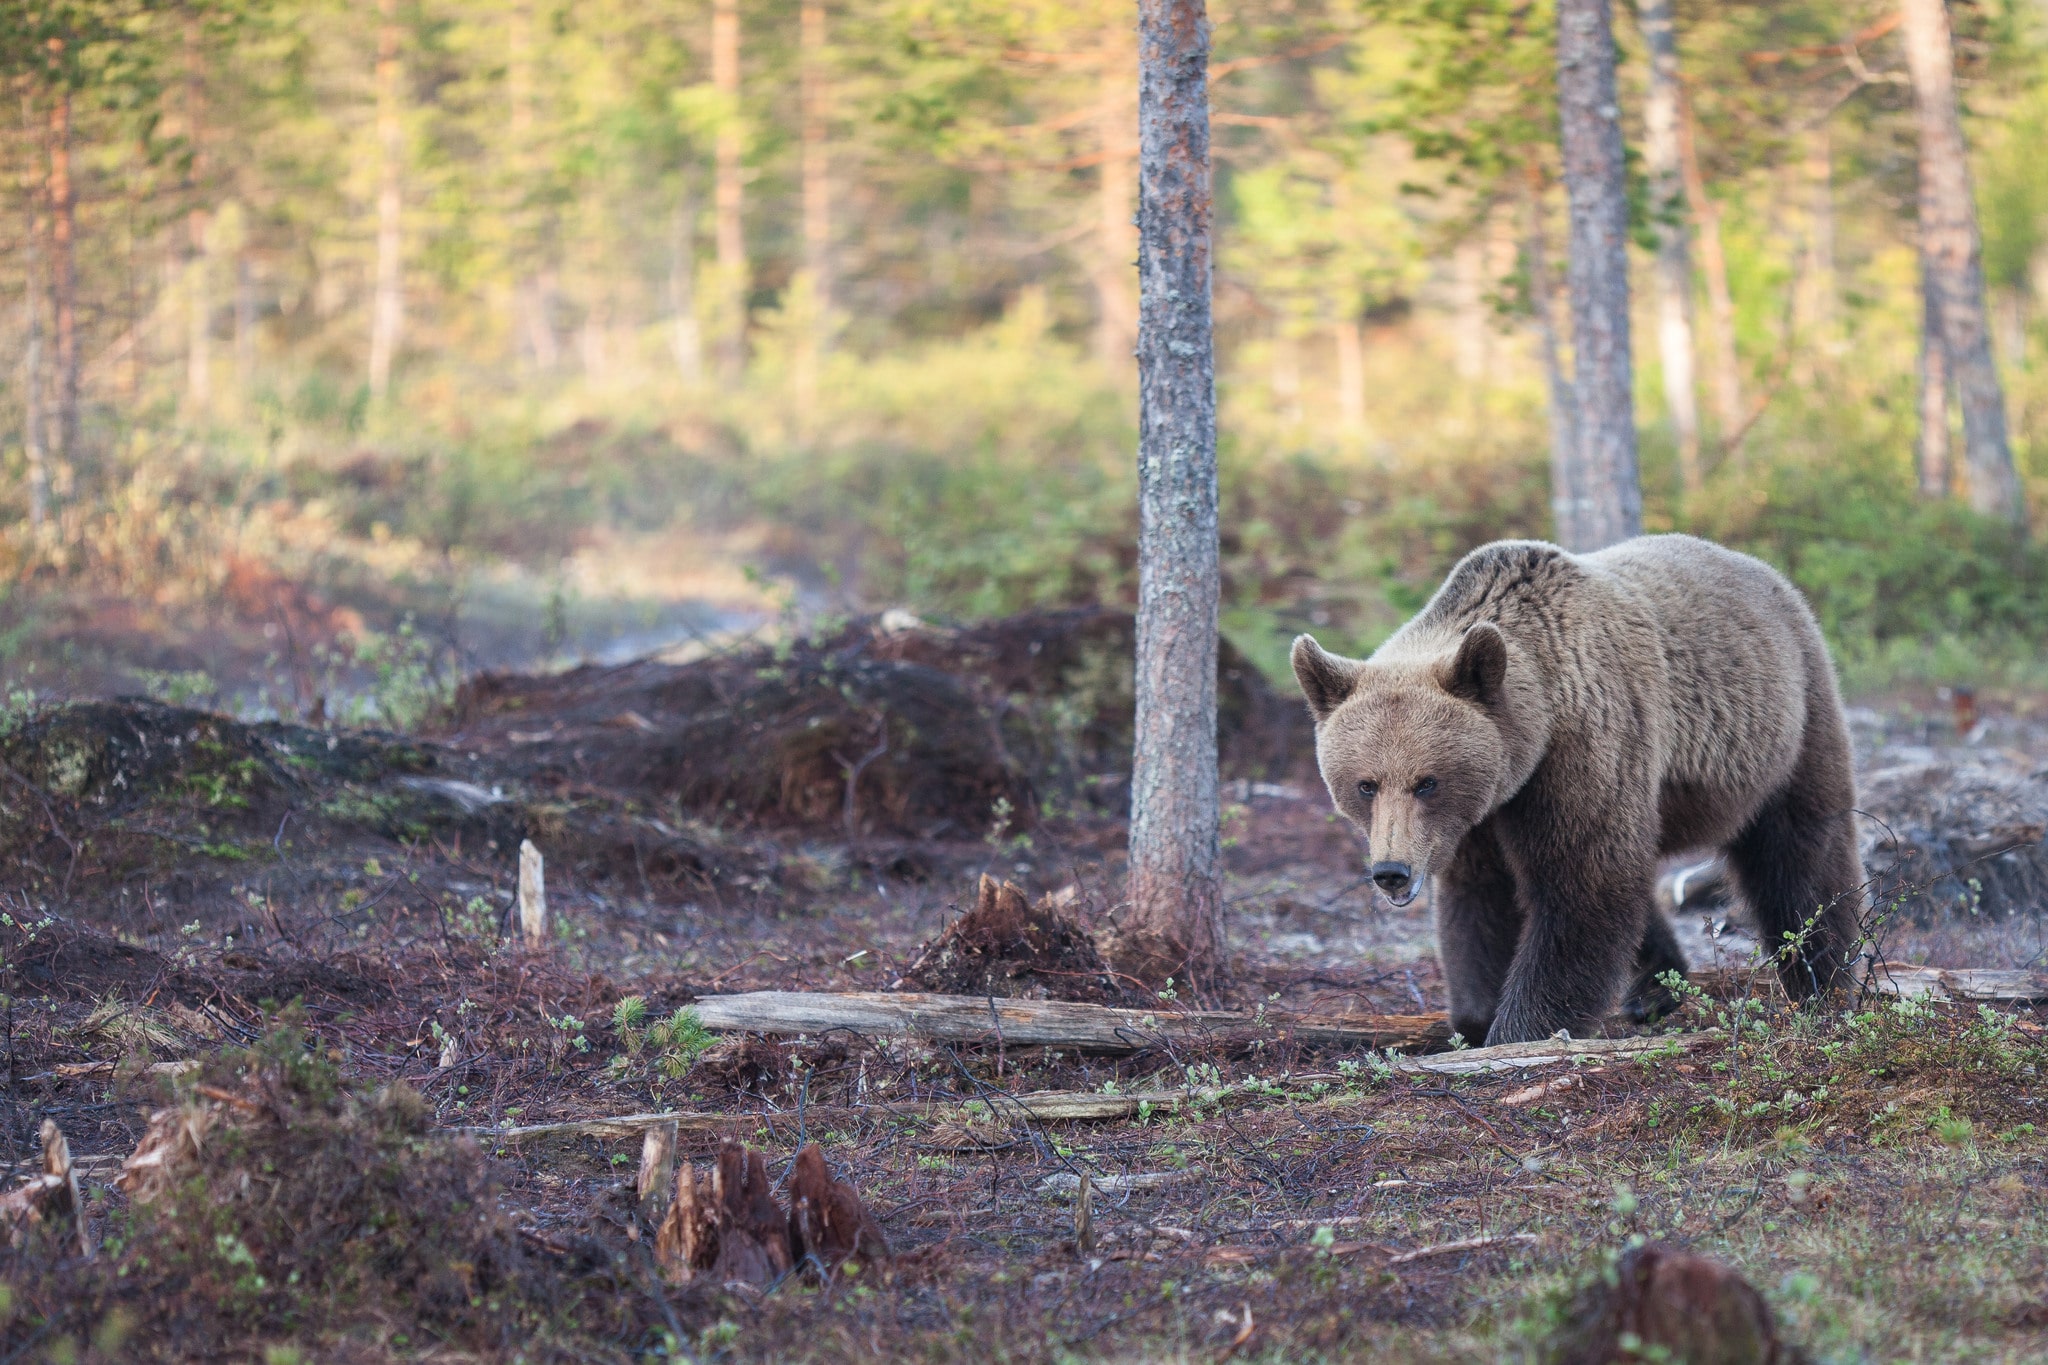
[1371, 860, 1415, 898]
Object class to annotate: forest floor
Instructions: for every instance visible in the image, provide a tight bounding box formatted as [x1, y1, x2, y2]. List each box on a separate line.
[1, 610, 2045, 1362]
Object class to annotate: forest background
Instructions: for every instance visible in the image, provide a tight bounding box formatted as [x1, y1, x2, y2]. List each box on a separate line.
[3, 0, 2046, 715]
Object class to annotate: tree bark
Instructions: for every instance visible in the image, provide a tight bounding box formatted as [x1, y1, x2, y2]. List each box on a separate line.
[668, 180, 703, 383]
[795, 0, 830, 409]
[20, 96, 47, 533]
[47, 83, 76, 472]
[1633, 0, 1700, 492]
[1556, 0, 1642, 550]
[712, 0, 746, 382]
[1903, 0, 2024, 529]
[507, 3, 557, 371]
[800, 0, 830, 298]
[1125, 0, 1222, 989]
[368, 0, 403, 401]
[1332, 317, 1364, 432]
[1678, 90, 1744, 447]
[1450, 237, 1487, 379]
[1918, 275, 1951, 497]
[1804, 124, 1836, 342]
[235, 253, 255, 396]
[1093, 26, 1138, 372]
[185, 11, 211, 416]
[1523, 166, 1582, 546]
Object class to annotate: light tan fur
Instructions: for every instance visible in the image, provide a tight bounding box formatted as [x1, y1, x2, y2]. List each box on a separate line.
[1293, 535, 1864, 1045]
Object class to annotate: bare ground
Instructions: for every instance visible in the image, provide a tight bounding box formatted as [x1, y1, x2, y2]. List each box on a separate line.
[1, 619, 2045, 1361]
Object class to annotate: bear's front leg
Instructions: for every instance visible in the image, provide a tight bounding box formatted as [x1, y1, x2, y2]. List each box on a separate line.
[1434, 819, 1524, 1045]
[1487, 803, 1656, 1046]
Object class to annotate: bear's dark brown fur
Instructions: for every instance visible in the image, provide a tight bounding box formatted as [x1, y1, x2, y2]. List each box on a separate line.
[1292, 535, 1863, 1045]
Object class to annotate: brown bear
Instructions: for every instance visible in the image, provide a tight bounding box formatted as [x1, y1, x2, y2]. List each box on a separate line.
[1291, 535, 1864, 1046]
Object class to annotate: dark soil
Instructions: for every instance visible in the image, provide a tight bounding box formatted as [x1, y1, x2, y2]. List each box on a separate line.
[0, 622, 2045, 1361]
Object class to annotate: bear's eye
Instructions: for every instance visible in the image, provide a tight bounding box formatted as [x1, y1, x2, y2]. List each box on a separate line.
[1413, 776, 1438, 797]
[1356, 780, 1379, 800]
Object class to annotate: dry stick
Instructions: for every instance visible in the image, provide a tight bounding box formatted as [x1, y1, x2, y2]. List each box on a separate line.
[1386, 1232, 1537, 1265]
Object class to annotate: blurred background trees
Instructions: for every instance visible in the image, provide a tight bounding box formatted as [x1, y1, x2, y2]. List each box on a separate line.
[0, 0, 2043, 699]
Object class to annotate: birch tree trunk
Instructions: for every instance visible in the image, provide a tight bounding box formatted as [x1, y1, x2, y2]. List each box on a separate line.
[1332, 317, 1364, 433]
[1804, 125, 1837, 341]
[368, 0, 404, 401]
[1902, 0, 2024, 529]
[712, 0, 746, 382]
[507, 3, 558, 371]
[1678, 92, 1744, 447]
[1918, 277, 1952, 497]
[1556, 0, 1641, 550]
[1093, 26, 1139, 372]
[1633, 0, 1699, 492]
[1125, 0, 1221, 989]
[1523, 167, 1582, 546]
[668, 180, 703, 383]
[47, 84, 77, 472]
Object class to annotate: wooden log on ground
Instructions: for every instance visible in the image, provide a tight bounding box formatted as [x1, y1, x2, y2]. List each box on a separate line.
[688, 989, 1449, 1054]
[1690, 963, 2048, 1003]
[453, 1031, 1717, 1144]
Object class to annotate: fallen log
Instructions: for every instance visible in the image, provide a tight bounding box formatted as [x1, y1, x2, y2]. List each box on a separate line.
[1690, 963, 2048, 1003]
[688, 989, 1450, 1054]
[453, 1032, 1717, 1143]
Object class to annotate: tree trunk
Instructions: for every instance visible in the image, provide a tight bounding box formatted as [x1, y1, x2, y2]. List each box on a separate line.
[668, 180, 703, 383]
[368, 0, 403, 401]
[1556, 0, 1642, 550]
[1451, 238, 1487, 379]
[1804, 124, 1836, 342]
[1332, 317, 1364, 432]
[1633, 0, 1699, 492]
[800, 0, 830, 298]
[1093, 26, 1138, 372]
[1918, 275, 1951, 498]
[712, 0, 746, 382]
[795, 0, 830, 409]
[1270, 327, 1301, 423]
[1523, 166, 1582, 546]
[1903, 0, 2024, 529]
[185, 12, 211, 416]
[1678, 91, 1744, 447]
[507, 3, 557, 371]
[47, 84, 76, 472]
[20, 97, 47, 533]
[1125, 0, 1221, 989]
[235, 252, 255, 395]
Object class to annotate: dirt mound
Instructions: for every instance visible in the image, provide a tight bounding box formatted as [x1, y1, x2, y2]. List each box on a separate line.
[1860, 760, 2048, 921]
[442, 609, 1307, 838]
[896, 874, 1124, 1003]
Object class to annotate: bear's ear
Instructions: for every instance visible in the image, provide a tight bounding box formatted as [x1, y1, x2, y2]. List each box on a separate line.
[1441, 622, 1508, 707]
[1291, 635, 1361, 722]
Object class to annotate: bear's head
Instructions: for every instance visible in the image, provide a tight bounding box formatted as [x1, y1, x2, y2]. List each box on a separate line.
[1290, 624, 1514, 906]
